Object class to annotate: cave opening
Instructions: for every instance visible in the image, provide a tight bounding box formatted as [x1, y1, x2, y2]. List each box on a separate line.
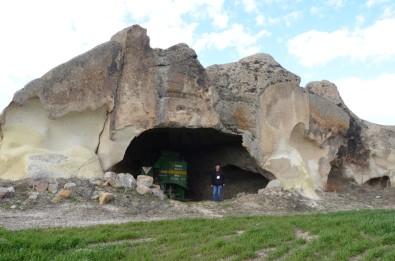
[111, 128, 271, 200]
[364, 176, 390, 188]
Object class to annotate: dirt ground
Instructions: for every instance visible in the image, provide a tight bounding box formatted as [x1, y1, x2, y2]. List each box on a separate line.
[0, 178, 394, 231]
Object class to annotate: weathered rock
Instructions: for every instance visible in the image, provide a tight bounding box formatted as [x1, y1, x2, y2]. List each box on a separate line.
[207, 56, 349, 199]
[99, 192, 114, 205]
[59, 189, 71, 199]
[28, 192, 39, 200]
[64, 182, 77, 190]
[103, 172, 136, 188]
[117, 173, 136, 188]
[0, 24, 394, 199]
[307, 80, 395, 188]
[266, 180, 283, 191]
[103, 172, 118, 187]
[137, 175, 153, 188]
[0, 187, 14, 199]
[90, 179, 102, 186]
[34, 181, 49, 192]
[136, 184, 152, 195]
[150, 185, 166, 200]
[48, 181, 58, 194]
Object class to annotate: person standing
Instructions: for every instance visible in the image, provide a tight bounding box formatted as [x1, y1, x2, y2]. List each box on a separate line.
[211, 164, 225, 202]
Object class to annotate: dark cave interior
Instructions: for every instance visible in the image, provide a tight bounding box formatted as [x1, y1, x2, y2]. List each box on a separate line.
[111, 128, 270, 200]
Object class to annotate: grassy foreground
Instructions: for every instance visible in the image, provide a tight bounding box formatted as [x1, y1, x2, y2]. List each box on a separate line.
[0, 209, 394, 261]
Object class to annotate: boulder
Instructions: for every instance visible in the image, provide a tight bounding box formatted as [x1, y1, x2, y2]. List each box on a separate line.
[136, 184, 152, 195]
[137, 175, 153, 188]
[99, 192, 114, 205]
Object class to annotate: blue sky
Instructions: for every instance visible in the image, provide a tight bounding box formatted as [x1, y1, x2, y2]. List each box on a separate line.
[1, 0, 394, 125]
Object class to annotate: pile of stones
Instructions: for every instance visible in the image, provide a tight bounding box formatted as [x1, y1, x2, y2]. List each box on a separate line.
[0, 173, 166, 209]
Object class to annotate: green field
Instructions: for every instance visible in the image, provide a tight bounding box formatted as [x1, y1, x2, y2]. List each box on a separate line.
[0, 209, 394, 260]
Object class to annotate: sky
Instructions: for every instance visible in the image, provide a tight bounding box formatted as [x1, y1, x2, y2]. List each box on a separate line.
[1, 0, 394, 125]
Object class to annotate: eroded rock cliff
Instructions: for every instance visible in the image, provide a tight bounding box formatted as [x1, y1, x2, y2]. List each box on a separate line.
[0, 25, 393, 199]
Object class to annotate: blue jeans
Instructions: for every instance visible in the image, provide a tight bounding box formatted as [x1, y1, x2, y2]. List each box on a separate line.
[212, 185, 223, 202]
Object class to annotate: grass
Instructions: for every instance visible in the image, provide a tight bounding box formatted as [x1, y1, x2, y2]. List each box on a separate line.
[0, 209, 394, 260]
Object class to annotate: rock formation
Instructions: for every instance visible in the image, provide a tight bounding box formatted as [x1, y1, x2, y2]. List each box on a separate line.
[0, 25, 394, 199]
[306, 81, 395, 188]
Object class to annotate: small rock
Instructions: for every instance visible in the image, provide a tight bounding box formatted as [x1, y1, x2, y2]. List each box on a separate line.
[117, 173, 136, 188]
[10, 205, 17, 209]
[64, 182, 77, 190]
[375, 195, 381, 199]
[136, 184, 152, 195]
[48, 182, 58, 194]
[103, 172, 118, 187]
[99, 192, 114, 205]
[34, 181, 49, 192]
[59, 189, 71, 199]
[28, 192, 39, 200]
[51, 196, 62, 204]
[90, 179, 102, 186]
[137, 175, 153, 187]
[0, 187, 14, 199]
[150, 186, 166, 200]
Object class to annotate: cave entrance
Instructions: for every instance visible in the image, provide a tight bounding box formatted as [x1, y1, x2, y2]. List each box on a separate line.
[112, 128, 272, 200]
[364, 176, 390, 188]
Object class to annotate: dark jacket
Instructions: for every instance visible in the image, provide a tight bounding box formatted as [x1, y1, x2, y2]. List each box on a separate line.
[211, 170, 225, 186]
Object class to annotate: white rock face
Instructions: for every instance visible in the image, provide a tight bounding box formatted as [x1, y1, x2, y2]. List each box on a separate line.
[0, 99, 105, 180]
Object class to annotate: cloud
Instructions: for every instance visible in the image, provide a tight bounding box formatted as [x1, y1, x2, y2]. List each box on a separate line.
[240, 0, 257, 13]
[193, 23, 270, 57]
[284, 11, 303, 27]
[256, 15, 265, 25]
[366, 0, 390, 8]
[287, 18, 395, 67]
[335, 73, 395, 125]
[326, 0, 345, 8]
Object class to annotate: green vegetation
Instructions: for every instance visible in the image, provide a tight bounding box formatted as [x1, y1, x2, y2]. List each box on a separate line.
[0, 209, 394, 260]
